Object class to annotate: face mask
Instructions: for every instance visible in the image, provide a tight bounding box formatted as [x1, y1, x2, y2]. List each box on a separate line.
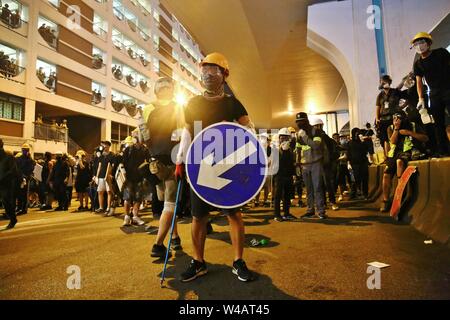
[201, 73, 223, 93]
[281, 141, 290, 151]
[96, 152, 101, 158]
[22, 150, 28, 156]
[379, 83, 390, 90]
[404, 78, 415, 89]
[340, 139, 347, 145]
[415, 43, 429, 54]
[132, 137, 138, 144]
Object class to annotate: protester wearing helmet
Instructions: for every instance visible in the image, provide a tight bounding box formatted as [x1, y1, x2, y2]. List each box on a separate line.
[144, 77, 184, 257]
[175, 52, 254, 282]
[412, 32, 450, 156]
[15, 143, 35, 215]
[310, 118, 339, 211]
[272, 128, 296, 222]
[375, 75, 408, 160]
[295, 112, 327, 219]
[380, 111, 429, 212]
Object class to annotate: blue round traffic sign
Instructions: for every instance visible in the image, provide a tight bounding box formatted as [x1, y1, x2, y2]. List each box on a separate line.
[186, 122, 268, 209]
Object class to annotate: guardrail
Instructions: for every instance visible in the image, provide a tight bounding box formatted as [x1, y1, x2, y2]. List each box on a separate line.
[34, 122, 68, 143]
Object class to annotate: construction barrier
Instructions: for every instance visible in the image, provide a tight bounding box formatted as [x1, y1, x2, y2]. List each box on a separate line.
[358, 159, 450, 246]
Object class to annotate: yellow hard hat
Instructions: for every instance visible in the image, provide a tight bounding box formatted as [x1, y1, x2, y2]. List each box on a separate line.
[200, 52, 229, 76]
[288, 127, 296, 133]
[411, 32, 432, 44]
[76, 150, 86, 157]
[123, 136, 134, 144]
[21, 143, 31, 149]
[15, 152, 22, 158]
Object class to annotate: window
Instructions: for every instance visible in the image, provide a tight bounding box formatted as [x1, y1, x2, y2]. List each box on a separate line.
[93, 14, 108, 39]
[47, 0, 60, 8]
[0, 93, 24, 121]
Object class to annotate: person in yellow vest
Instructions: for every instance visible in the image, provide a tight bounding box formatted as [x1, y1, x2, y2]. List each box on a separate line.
[380, 111, 428, 212]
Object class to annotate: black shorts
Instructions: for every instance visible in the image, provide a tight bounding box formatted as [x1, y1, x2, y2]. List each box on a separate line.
[378, 119, 392, 145]
[123, 182, 143, 203]
[189, 189, 240, 219]
[384, 152, 411, 176]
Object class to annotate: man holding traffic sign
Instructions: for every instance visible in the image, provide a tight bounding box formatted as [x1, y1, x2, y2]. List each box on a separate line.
[176, 52, 259, 282]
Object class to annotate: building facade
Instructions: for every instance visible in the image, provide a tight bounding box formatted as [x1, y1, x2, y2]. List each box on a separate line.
[0, 0, 203, 157]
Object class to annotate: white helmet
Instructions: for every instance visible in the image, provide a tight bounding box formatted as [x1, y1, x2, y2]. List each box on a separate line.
[310, 117, 324, 126]
[278, 127, 291, 136]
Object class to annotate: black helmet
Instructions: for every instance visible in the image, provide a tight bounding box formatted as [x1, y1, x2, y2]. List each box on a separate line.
[380, 75, 392, 84]
[295, 112, 308, 122]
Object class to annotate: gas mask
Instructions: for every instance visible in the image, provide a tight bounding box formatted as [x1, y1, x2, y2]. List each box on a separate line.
[404, 77, 415, 89]
[415, 42, 429, 55]
[280, 141, 290, 151]
[201, 72, 224, 93]
[296, 121, 308, 131]
[378, 83, 390, 90]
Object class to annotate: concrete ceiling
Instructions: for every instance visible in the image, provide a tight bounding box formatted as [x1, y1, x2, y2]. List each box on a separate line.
[162, 0, 348, 129]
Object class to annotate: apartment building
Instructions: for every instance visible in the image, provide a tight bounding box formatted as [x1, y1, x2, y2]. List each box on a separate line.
[0, 0, 203, 156]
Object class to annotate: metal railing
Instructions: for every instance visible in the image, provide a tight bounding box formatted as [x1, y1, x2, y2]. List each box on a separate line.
[33, 122, 68, 143]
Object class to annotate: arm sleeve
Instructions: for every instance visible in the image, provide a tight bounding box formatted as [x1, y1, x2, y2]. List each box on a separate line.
[413, 60, 424, 77]
[375, 93, 382, 107]
[232, 97, 248, 120]
[176, 127, 192, 164]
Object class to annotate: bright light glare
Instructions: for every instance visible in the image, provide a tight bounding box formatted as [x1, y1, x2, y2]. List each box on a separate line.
[175, 92, 188, 106]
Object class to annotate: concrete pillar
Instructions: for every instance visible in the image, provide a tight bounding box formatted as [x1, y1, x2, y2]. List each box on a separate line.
[23, 98, 36, 141]
[101, 118, 111, 142]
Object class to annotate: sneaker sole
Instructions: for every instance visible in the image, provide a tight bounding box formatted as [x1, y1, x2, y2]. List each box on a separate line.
[151, 252, 172, 258]
[180, 269, 208, 282]
[232, 268, 250, 282]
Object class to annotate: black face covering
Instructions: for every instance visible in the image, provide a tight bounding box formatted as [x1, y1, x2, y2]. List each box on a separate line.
[202, 73, 224, 93]
[297, 122, 308, 130]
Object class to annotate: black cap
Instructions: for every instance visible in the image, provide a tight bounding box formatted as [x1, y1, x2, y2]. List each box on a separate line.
[295, 112, 308, 122]
[101, 140, 111, 146]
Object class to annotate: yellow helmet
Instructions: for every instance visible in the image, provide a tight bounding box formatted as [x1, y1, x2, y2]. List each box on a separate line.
[76, 150, 86, 157]
[21, 143, 31, 149]
[15, 152, 22, 158]
[200, 52, 229, 76]
[410, 32, 432, 44]
[288, 127, 296, 133]
[123, 136, 134, 144]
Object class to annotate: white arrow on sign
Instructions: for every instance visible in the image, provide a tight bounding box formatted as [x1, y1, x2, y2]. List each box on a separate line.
[197, 141, 258, 190]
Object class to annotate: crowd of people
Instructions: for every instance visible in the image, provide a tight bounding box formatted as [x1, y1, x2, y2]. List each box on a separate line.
[0, 50, 19, 78]
[0, 2, 21, 28]
[0, 30, 448, 284]
[38, 23, 58, 48]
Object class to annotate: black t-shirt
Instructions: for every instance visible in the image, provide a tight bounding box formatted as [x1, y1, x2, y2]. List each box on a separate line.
[414, 48, 450, 96]
[347, 140, 369, 166]
[376, 88, 406, 118]
[98, 152, 115, 178]
[123, 145, 149, 183]
[184, 95, 248, 136]
[147, 101, 180, 158]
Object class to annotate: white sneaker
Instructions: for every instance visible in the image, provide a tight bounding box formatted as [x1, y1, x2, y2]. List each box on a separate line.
[105, 208, 115, 217]
[122, 215, 132, 226]
[132, 216, 145, 226]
